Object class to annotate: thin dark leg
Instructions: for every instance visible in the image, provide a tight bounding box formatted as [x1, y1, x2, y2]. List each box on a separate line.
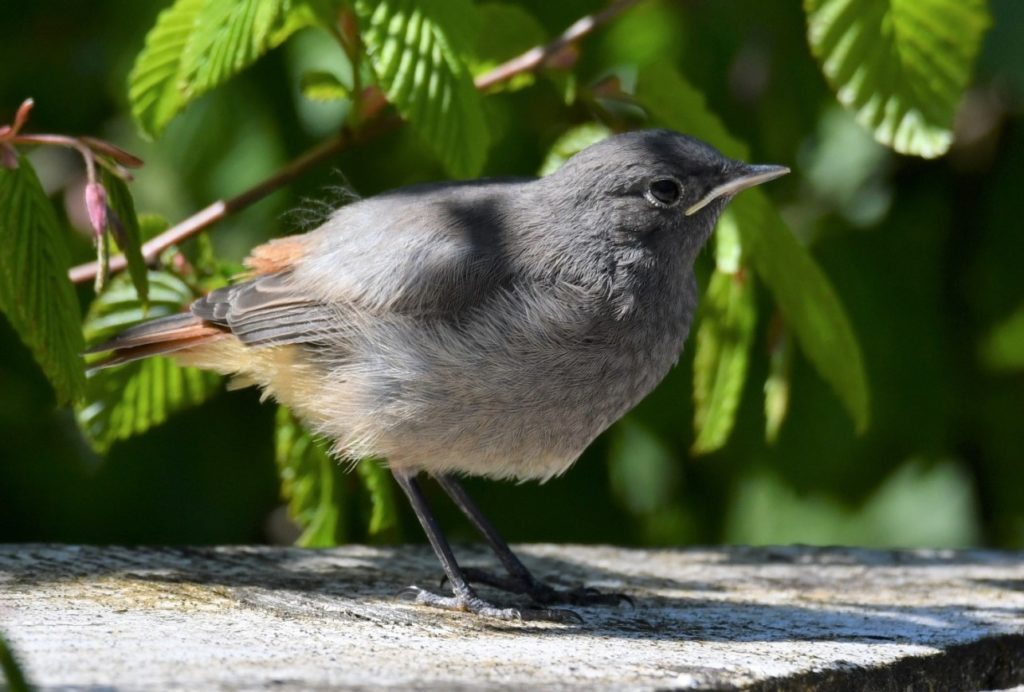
[434, 474, 534, 583]
[433, 473, 632, 608]
[390, 470, 579, 622]
[392, 470, 474, 600]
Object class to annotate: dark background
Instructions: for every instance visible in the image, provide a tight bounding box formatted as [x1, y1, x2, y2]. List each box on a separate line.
[1, 0, 1022, 550]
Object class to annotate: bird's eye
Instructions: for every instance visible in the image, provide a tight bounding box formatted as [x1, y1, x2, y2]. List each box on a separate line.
[646, 178, 682, 207]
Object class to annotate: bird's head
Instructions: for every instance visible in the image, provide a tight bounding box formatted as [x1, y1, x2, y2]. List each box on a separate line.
[543, 129, 788, 263]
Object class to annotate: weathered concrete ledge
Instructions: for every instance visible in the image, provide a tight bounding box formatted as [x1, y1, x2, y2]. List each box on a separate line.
[1, 544, 1022, 690]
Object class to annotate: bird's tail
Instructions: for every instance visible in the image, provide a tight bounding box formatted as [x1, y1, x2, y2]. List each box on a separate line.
[84, 312, 226, 370]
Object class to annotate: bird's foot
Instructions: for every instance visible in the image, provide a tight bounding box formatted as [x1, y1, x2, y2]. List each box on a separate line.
[398, 585, 582, 623]
[457, 567, 634, 607]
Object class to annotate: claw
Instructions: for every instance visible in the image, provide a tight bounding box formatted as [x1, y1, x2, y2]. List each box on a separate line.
[396, 584, 583, 624]
[616, 593, 636, 608]
[522, 606, 585, 625]
[457, 567, 633, 608]
[396, 586, 424, 601]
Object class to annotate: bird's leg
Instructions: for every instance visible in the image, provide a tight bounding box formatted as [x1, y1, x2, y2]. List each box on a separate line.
[433, 474, 631, 607]
[390, 470, 579, 622]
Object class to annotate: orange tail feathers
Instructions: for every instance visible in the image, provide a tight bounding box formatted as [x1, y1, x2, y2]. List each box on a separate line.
[84, 313, 228, 370]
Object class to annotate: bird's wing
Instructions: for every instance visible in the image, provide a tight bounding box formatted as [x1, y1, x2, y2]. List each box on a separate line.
[190, 271, 341, 347]
[290, 180, 526, 317]
[191, 181, 527, 348]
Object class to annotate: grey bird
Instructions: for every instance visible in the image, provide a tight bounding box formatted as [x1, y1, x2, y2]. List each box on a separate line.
[88, 129, 788, 621]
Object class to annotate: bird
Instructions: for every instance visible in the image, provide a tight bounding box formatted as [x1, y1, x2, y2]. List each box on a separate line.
[87, 129, 788, 621]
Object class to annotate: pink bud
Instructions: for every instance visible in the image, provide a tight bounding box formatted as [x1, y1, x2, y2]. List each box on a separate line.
[85, 182, 108, 238]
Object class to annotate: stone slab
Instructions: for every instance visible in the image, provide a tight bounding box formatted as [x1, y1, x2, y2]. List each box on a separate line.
[1, 544, 1022, 690]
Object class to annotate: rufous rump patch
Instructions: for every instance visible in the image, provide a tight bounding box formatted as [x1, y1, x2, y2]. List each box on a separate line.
[243, 237, 308, 276]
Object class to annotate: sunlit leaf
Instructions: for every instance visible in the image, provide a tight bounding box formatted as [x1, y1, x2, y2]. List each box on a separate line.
[0, 156, 85, 404]
[764, 315, 793, 444]
[78, 271, 221, 453]
[734, 189, 870, 432]
[128, 0, 206, 139]
[275, 408, 398, 544]
[100, 169, 148, 306]
[355, 0, 489, 177]
[538, 122, 611, 176]
[356, 459, 398, 537]
[636, 63, 870, 432]
[300, 70, 350, 102]
[129, 0, 331, 138]
[805, 0, 991, 158]
[692, 215, 757, 455]
[182, 0, 290, 96]
[275, 406, 347, 547]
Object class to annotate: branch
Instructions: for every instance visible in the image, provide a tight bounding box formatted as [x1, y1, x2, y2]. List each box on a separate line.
[68, 0, 642, 284]
[474, 0, 639, 90]
[69, 119, 398, 283]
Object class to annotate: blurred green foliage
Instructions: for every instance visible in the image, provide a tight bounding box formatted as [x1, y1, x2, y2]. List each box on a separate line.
[1, 0, 1022, 552]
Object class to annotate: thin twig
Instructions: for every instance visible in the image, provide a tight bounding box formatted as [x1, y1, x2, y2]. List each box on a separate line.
[474, 0, 640, 90]
[14, 134, 99, 181]
[68, 0, 642, 284]
[69, 116, 400, 283]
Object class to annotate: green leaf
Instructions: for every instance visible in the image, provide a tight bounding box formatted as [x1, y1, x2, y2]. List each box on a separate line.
[538, 122, 611, 177]
[300, 70, 350, 101]
[129, 0, 329, 139]
[636, 63, 870, 432]
[764, 317, 793, 444]
[128, 0, 206, 139]
[181, 0, 290, 97]
[805, 0, 991, 158]
[356, 459, 398, 537]
[691, 215, 757, 455]
[94, 212, 110, 293]
[736, 190, 870, 431]
[635, 63, 747, 160]
[275, 406, 347, 547]
[0, 157, 85, 404]
[100, 169, 148, 306]
[608, 418, 679, 514]
[355, 0, 489, 177]
[979, 303, 1024, 372]
[78, 271, 221, 453]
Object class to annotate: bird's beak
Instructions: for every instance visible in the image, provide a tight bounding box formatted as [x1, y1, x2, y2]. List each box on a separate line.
[684, 163, 790, 216]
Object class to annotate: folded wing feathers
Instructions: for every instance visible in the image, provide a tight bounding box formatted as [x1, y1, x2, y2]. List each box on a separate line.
[191, 272, 340, 347]
[84, 236, 331, 369]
